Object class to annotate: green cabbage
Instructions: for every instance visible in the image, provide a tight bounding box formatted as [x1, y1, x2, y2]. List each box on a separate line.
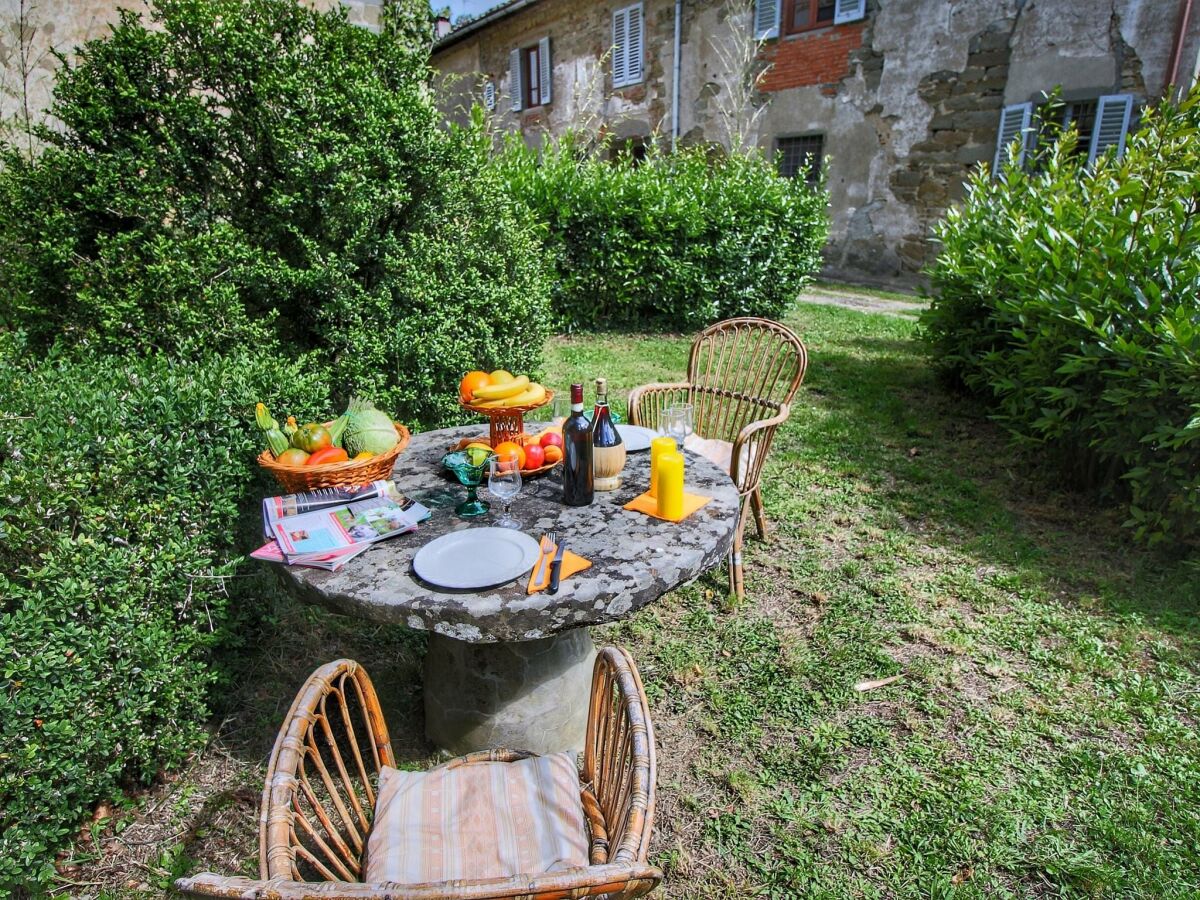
[342, 397, 397, 456]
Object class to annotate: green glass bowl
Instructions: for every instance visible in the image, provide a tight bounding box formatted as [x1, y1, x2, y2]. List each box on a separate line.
[442, 450, 495, 517]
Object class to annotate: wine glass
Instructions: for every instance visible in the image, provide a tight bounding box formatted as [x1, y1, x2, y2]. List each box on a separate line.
[663, 404, 694, 445]
[551, 392, 570, 425]
[488, 457, 523, 529]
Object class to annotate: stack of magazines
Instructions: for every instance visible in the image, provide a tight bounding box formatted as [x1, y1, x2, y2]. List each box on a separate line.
[253, 480, 431, 572]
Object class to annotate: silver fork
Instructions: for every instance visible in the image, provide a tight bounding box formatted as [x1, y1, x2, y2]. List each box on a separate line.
[534, 530, 557, 585]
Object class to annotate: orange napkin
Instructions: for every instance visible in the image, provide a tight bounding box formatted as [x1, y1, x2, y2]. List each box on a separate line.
[623, 490, 712, 523]
[527, 542, 592, 594]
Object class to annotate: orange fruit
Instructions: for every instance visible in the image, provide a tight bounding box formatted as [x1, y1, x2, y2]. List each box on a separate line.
[542, 444, 563, 465]
[492, 440, 526, 469]
[459, 371, 491, 403]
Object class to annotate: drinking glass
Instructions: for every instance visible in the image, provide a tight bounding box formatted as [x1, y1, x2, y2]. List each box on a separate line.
[551, 392, 571, 425]
[488, 457, 523, 529]
[663, 404, 694, 445]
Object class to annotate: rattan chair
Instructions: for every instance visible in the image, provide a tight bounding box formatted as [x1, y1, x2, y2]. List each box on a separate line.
[175, 648, 660, 900]
[628, 317, 808, 599]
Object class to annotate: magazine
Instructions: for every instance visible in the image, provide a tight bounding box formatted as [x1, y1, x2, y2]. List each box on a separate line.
[271, 494, 430, 563]
[250, 539, 372, 572]
[256, 482, 432, 572]
[262, 480, 398, 538]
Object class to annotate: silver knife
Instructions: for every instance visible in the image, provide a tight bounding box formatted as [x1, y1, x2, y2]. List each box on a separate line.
[547, 542, 567, 594]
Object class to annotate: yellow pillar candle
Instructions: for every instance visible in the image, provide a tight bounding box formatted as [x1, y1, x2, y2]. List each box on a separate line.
[649, 436, 677, 499]
[656, 451, 685, 521]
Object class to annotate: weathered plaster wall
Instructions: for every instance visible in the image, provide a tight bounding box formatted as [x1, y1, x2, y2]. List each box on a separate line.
[434, 0, 1199, 283]
[0, 0, 355, 135]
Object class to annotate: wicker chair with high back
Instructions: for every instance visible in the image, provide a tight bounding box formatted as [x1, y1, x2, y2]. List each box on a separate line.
[175, 648, 660, 900]
[628, 316, 808, 599]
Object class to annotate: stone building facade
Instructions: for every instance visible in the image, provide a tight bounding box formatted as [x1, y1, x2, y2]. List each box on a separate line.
[432, 0, 1200, 282]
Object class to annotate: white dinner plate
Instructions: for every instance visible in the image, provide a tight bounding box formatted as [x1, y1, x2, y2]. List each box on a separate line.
[412, 528, 542, 590]
[617, 424, 658, 452]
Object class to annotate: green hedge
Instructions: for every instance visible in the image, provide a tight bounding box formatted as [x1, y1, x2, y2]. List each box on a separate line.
[495, 136, 828, 331]
[0, 0, 550, 427]
[922, 90, 1200, 546]
[0, 336, 332, 892]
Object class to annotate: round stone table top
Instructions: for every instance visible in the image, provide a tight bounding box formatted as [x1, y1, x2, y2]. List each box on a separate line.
[285, 424, 740, 643]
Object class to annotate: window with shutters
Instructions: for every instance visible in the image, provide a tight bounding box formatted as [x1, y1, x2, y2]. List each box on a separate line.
[755, 0, 862, 36]
[776, 134, 824, 185]
[612, 3, 644, 89]
[784, 0, 836, 33]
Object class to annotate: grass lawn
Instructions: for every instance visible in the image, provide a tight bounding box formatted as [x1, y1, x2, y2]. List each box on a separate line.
[68, 302, 1200, 898]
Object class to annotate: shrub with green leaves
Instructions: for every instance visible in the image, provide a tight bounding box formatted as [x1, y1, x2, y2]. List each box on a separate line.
[495, 135, 828, 330]
[0, 0, 550, 427]
[922, 90, 1200, 546]
[0, 334, 332, 892]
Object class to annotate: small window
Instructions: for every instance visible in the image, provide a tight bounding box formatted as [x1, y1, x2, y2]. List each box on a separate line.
[610, 136, 648, 165]
[522, 45, 541, 109]
[786, 0, 836, 33]
[777, 135, 823, 184]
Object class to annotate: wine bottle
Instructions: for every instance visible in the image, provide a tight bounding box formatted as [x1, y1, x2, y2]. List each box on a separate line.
[562, 383, 594, 506]
[590, 377, 626, 492]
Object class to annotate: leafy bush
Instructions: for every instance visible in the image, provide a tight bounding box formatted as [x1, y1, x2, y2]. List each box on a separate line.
[0, 0, 550, 427]
[0, 335, 332, 892]
[922, 90, 1200, 545]
[495, 135, 828, 330]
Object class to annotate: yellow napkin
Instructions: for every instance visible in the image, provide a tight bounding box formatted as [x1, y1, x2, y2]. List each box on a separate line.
[623, 490, 712, 523]
[527, 542, 593, 594]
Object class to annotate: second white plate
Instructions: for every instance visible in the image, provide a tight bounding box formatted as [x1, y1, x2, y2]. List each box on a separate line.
[617, 424, 658, 452]
[412, 527, 542, 590]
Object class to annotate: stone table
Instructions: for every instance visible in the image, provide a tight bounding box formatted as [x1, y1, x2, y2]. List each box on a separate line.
[286, 425, 739, 755]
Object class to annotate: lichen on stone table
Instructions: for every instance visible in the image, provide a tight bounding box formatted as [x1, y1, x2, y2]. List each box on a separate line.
[286, 424, 740, 644]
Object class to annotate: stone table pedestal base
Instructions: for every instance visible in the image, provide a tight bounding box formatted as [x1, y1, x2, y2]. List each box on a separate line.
[423, 629, 597, 756]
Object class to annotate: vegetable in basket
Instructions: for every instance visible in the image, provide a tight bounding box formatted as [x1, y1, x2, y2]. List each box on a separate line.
[342, 397, 398, 456]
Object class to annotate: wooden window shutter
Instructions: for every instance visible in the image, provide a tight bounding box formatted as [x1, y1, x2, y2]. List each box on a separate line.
[510, 48, 522, 111]
[754, 0, 780, 40]
[612, 8, 628, 88]
[538, 37, 552, 104]
[993, 102, 1033, 173]
[626, 3, 644, 85]
[1088, 94, 1134, 164]
[834, 0, 867, 25]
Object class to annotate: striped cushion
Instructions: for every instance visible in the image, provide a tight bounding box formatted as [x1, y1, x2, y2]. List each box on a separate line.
[364, 753, 588, 885]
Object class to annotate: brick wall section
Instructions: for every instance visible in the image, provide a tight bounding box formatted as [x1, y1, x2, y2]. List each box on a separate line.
[760, 22, 866, 95]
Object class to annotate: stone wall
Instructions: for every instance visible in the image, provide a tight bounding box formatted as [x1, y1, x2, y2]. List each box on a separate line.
[434, 0, 1200, 284]
[0, 0, 359, 140]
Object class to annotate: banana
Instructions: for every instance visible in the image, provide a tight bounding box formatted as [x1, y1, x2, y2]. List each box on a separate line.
[470, 375, 530, 401]
[496, 382, 546, 408]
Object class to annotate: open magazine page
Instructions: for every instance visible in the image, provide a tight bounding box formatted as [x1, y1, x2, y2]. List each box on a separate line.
[262, 480, 396, 538]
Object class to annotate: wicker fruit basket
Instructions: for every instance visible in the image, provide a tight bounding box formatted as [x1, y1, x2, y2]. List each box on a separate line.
[258, 423, 411, 493]
[459, 389, 553, 447]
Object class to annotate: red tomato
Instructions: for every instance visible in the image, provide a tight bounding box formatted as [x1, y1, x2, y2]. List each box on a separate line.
[523, 444, 546, 470]
[293, 423, 332, 453]
[540, 431, 564, 449]
[306, 447, 349, 466]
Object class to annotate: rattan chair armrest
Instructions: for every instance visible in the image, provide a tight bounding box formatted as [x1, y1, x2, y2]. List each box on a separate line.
[626, 382, 692, 428]
[730, 401, 791, 495]
[176, 862, 664, 900]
